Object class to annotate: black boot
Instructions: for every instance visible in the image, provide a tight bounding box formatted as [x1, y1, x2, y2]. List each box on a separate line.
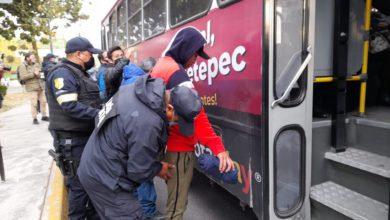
[41, 116, 49, 122]
[33, 118, 39, 125]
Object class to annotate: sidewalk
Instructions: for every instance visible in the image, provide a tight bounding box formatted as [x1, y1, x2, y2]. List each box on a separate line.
[0, 101, 52, 220]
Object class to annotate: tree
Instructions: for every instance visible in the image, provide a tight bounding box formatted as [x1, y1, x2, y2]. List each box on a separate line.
[0, 0, 88, 61]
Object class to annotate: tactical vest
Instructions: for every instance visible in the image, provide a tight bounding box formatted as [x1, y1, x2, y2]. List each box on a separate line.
[46, 63, 101, 133]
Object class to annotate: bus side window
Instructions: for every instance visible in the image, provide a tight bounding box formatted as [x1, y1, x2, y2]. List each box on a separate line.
[143, 0, 166, 40]
[217, 0, 241, 8]
[169, 0, 213, 27]
[127, 0, 142, 45]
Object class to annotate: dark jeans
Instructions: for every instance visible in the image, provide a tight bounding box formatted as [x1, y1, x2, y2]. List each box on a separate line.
[134, 180, 157, 218]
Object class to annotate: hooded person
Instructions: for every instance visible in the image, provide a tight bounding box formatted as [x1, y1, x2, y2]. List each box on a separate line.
[121, 63, 145, 86]
[78, 74, 202, 220]
[150, 27, 235, 220]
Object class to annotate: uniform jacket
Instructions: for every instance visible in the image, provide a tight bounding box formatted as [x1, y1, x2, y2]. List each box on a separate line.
[151, 27, 225, 155]
[18, 62, 44, 92]
[78, 75, 168, 192]
[46, 59, 100, 133]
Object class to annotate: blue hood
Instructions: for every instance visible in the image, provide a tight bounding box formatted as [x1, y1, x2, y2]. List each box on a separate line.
[165, 27, 207, 65]
[121, 63, 145, 86]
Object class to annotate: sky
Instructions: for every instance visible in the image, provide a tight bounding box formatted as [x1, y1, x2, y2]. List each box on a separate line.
[54, 0, 117, 49]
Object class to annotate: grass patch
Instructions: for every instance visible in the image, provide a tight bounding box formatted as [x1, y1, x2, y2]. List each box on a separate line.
[0, 92, 30, 113]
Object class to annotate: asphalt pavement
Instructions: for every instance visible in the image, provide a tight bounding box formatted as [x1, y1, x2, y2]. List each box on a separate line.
[0, 99, 52, 219]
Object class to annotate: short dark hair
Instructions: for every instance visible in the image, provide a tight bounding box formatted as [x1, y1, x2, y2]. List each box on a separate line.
[24, 52, 33, 60]
[98, 51, 106, 64]
[107, 46, 123, 60]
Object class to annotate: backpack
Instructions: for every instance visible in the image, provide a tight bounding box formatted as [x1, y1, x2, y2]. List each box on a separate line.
[16, 65, 26, 85]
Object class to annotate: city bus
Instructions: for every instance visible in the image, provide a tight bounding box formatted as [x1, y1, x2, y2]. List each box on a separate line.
[101, 0, 390, 219]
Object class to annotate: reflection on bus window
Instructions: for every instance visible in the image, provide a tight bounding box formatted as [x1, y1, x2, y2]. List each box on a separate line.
[110, 10, 118, 45]
[117, 24, 127, 48]
[170, 0, 212, 27]
[128, 13, 142, 45]
[274, 0, 305, 103]
[128, 0, 141, 17]
[118, 1, 127, 26]
[275, 128, 304, 216]
[144, 0, 166, 39]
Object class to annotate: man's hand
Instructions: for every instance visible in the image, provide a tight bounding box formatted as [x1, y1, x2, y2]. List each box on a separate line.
[217, 151, 235, 173]
[158, 161, 175, 180]
[124, 49, 132, 60]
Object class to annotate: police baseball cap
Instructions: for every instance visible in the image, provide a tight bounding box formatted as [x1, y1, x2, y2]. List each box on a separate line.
[65, 37, 102, 54]
[171, 86, 202, 136]
[197, 46, 210, 60]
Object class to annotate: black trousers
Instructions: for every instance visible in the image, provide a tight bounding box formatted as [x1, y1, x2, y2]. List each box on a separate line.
[51, 132, 100, 220]
[78, 174, 145, 220]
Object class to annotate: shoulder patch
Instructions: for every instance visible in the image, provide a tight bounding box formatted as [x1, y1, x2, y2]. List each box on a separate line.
[54, 78, 64, 89]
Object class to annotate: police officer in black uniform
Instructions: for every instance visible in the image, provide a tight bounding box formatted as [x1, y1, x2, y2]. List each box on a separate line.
[46, 37, 102, 220]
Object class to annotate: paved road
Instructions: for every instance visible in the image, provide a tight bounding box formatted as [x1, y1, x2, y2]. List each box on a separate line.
[154, 170, 258, 220]
[0, 103, 52, 220]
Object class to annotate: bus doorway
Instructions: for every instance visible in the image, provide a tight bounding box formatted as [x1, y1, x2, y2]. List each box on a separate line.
[263, 0, 313, 219]
[310, 0, 390, 219]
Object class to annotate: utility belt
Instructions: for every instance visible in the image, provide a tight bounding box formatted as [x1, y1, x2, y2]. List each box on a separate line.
[48, 131, 90, 177]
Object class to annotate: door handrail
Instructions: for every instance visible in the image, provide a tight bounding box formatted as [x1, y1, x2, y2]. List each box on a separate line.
[271, 46, 312, 108]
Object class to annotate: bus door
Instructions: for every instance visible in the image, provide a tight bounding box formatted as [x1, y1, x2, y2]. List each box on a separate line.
[264, 0, 313, 219]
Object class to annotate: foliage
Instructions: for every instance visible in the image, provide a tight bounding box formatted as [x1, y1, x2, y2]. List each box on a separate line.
[0, 85, 7, 97]
[0, 0, 88, 59]
[19, 44, 28, 50]
[7, 45, 17, 51]
[5, 55, 14, 63]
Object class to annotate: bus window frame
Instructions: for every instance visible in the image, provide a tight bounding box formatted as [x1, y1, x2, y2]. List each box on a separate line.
[217, 0, 241, 9]
[168, 0, 213, 29]
[142, 0, 167, 42]
[272, 0, 309, 108]
[273, 124, 306, 218]
[109, 9, 118, 47]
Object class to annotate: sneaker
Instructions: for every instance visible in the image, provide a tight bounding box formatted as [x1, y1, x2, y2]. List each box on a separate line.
[41, 116, 49, 122]
[149, 211, 165, 220]
[33, 119, 39, 125]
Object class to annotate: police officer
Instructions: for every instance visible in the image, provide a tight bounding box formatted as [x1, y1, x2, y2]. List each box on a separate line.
[46, 36, 102, 220]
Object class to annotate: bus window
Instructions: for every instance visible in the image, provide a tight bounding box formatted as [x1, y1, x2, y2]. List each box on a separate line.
[169, 0, 212, 27]
[118, 2, 127, 48]
[274, 126, 305, 217]
[143, 0, 166, 39]
[217, 0, 241, 8]
[109, 10, 118, 46]
[128, 0, 141, 17]
[274, 0, 307, 107]
[127, 0, 142, 45]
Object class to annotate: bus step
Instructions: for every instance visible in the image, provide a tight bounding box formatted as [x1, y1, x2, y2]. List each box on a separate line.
[325, 148, 390, 178]
[310, 181, 388, 220]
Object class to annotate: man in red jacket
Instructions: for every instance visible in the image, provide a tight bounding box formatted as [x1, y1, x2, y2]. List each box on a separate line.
[151, 27, 234, 220]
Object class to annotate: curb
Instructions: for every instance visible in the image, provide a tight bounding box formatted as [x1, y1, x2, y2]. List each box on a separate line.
[40, 161, 68, 220]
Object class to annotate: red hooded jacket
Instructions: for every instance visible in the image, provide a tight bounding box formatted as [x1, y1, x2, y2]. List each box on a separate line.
[151, 56, 225, 155]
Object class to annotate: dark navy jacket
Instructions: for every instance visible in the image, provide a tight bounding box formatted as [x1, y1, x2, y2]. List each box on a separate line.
[78, 75, 168, 192]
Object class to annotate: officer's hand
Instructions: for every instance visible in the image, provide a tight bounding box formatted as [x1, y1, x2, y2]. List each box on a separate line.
[217, 151, 235, 173]
[158, 162, 175, 180]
